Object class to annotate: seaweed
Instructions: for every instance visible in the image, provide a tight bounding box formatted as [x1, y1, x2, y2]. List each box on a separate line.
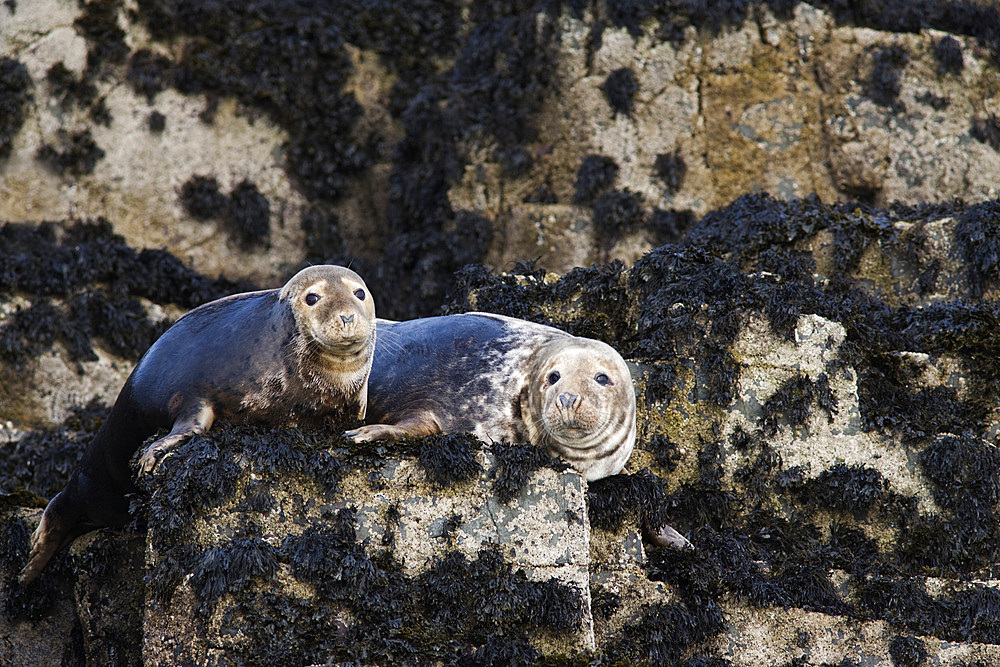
[36, 129, 105, 176]
[759, 374, 837, 436]
[932, 36, 963, 74]
[179, 175, 228, 221]
[190, 538, 279, 612]
[970, 115, 1000, 153]
[418, 433, 483, 487]
[655, 150, 687, 196]
[793, 464, 888, 521]
[0, 58, 33, 159]
[0, 218, 254, 371]
[147, 110, 166, 132]
[866, 45, 908, 111]
[604, 598, 725, 665]
[489, 440, 566, 502]
[226, 179, 271, 249]
[573, 154, 619, 205]
[592, 189, 646, 246]
[889, 635, 927, 667]
[0, 400, 106, 496]
[603, 67, 638, 117]
[126, 49, 173, 102]
[300, 203, 347, 262]
[74, 0, 128, 75]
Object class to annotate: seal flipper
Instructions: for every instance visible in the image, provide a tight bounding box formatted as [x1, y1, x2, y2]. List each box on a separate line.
[344, 411, 441, 442]
[137, 398, 215, 475]
[18, 490, 93, 585]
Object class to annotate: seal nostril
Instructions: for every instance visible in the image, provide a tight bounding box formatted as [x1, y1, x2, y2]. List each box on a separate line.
[341, 314, 354, 324]
[558, 392, 579, 409]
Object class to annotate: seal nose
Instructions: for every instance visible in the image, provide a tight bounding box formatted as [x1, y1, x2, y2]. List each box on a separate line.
[341, 313, 355, 325]
[558, 392, 580, 410]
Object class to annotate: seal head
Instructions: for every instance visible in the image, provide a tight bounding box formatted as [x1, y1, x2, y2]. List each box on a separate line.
[278, 264, 376, 419]
[522, 337, 636, 481]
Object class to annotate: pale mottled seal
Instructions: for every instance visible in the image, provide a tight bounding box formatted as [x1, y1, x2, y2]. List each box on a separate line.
[346, 313, 636, 481]
[20, 265, 375, 585]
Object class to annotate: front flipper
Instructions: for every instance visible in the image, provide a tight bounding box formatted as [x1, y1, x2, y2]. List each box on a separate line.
[344, 412, 441, 442]
[137, 399, 215, 475]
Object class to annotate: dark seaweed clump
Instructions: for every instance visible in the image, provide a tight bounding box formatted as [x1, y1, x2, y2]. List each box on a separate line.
[126, 48, 173, 102]
[953, 198, 1000, 297]
[418, 433, 483, 487]
[75, 0, 129, 75]
[0, 57, 31, 159]
[147, 110, 165, 132]
[655, 150, 687, 195]
[0, 219, 253, 368]
[0, 400, 106, 498]
[888, 635, 927, 667]
[489, 441, 568, 503]
[604, 67, 638, 117]
[227, 180, 270, 249]
[932, 36, 963, 74]
[179, 176, 271, 248]
[1, 515, 80, 626]
[179, 175, 228, 221]
[36, 129, 105, 176]
[573, 154, 619, 205]
[865, 46, 908, 111]
[970, 114, 1000, 153]
[592, 189, 647, 246]
[46, 62, 97, 110]
[759, 374, 837, 437]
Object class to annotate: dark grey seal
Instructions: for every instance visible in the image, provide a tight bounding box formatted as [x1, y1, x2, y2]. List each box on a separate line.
[20, 265, 376, 584]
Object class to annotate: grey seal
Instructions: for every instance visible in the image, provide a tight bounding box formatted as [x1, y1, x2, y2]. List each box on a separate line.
[20, 265, 376, 584]
[346, 312, 635, 481]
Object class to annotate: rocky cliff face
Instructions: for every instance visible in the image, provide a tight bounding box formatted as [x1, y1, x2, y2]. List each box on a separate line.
[3, 1, 1000, 665]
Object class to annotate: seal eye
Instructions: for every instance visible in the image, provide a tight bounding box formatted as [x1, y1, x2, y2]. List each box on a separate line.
[547, 371, 560, 385]
[354, 288, 366, 301]
[595, 373, 612, 386]
[305, 293, 321, 306]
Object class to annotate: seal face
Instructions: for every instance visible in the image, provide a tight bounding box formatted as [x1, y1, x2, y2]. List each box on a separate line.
[20, 265, 376, 585]
[346, 312, 635, 482]
[522, 337, 636, 481]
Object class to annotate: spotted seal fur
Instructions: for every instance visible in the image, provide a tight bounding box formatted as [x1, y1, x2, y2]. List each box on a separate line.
[346, 312, 635, 481]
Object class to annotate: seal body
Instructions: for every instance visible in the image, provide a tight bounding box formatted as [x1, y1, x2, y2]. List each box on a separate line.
[347, 312, 635, 482]
[20, 265, 375, 584]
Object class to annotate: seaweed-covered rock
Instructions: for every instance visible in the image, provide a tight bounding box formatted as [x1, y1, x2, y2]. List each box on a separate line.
[4, 0, 1000, 663]
[140, 426, 592, 663]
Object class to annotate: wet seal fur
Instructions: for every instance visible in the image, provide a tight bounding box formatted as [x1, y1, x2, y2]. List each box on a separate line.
[19, 265, 376, 585]
[346, 312, 636, 482]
